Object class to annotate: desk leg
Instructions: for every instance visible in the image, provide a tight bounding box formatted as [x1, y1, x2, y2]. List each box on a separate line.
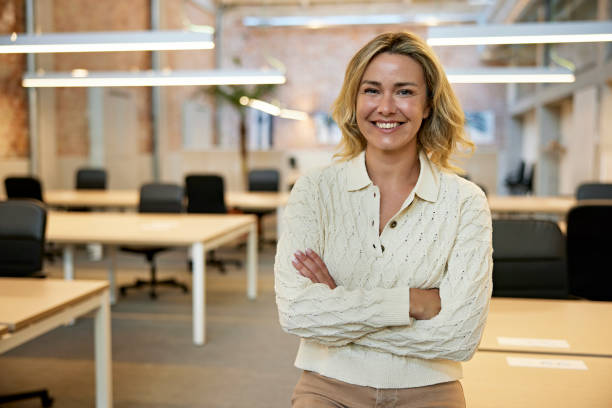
[106, 246, 117, 305]
[247, 223, 258, 300]
[192, 242, 205, 346]
[63, 245, 75, 280]
[94, 290, 113, 408]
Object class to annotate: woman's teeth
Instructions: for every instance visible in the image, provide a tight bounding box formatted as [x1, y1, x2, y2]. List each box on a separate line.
[375, 122, 399, 129]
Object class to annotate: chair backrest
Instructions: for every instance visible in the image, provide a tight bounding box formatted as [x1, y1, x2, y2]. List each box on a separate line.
[248, 169, 280, 192]
[492, 219, 568, 299]
[576, 183, 612, 200]
[4, 176, 43, 202]
[138, 183, 184, 214]
[0, 200, 47, 277]
[184, 174, 227, 214]
[567, 204, 612, 301]
[76, 168, 107, 190]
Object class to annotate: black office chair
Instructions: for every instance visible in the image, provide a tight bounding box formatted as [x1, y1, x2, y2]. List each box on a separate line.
[492, 219, 568, 299]
[576, 183, 612, 200]
[4, 176, 44, 202]
[0, 200, 54, 407]
[184, 174, 242, 273]
[247, 168, 280, 245]
[567, 204, 612, 301]
[76, 168, 107, 190]
[119, 183, 189, 299]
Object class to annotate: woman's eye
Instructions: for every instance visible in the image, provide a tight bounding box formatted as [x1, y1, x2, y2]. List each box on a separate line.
[363, 88, 379, 94]
[398, 89, 414, 96]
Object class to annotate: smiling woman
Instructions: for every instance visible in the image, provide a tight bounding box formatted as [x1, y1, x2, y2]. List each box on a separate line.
[275, 32, 493, 408]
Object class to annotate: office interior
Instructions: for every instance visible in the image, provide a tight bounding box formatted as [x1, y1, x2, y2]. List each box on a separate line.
[1, 0, 612, 407]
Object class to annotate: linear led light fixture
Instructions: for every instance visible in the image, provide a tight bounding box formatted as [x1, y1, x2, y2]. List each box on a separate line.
[445, 67, 574, 83]
[243, 13, 479, 28]
[0, 30, 214, 53]
[22, 70, 286, 87]
[428, 21, 612, 46]
[239, 96, 309, 121]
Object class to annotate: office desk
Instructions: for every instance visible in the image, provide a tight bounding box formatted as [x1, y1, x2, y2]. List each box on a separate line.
[480, 298, 612, 357]
[43, 189, 289, 212]
[0, 278, 112, 408]
[487, 195, 576, 215]
[462, 352, 612, 408]
[46, 211, 257, 345]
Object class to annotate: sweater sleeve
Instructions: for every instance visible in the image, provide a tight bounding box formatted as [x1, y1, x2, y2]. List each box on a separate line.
[274, 173, 413, 345]
[352, 189, 493, 361]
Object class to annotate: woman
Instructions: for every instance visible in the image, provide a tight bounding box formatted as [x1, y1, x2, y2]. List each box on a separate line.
[275, 31, 492, 407]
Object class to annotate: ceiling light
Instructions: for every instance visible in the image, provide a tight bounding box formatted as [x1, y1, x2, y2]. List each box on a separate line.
[445, 68, 574, 83]
[1, 30, 214, 53]
[240, 97, 308, 120]
[428, 21, 612, 46]
[22, 70, 286, 87]
[243, 13, 478, 28]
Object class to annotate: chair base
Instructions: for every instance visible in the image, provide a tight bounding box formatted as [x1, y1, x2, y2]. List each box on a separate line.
[119, 278, 188, 300]
[0, 389, 53, 407]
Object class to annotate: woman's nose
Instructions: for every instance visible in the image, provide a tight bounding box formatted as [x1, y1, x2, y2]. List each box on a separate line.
[377, 94, 396, 115]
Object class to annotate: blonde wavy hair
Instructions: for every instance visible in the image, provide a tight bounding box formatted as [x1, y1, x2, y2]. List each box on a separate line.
[331, 31, 473, 173]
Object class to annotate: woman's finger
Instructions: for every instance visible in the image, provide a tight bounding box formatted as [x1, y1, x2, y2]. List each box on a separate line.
[292, 255, 319, 283]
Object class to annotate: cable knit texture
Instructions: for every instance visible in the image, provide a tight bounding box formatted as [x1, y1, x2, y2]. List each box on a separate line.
[275, 150, 493, 389]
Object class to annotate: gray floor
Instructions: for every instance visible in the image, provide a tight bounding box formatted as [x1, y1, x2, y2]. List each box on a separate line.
[0, 231, 302, 407]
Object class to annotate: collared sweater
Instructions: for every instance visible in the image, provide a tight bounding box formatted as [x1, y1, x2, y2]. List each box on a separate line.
[274, 150, 493, 389]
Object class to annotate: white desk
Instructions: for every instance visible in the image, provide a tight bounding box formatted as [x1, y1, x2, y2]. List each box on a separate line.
[0, 278, 112, 408]
[480, 298, 612, 357]
[46, 211, 257, 345]
[462, 352, 612, 408]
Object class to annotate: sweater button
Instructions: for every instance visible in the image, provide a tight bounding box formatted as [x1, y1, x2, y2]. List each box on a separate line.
[381, 245, 385, 252]
[390, 220, 397, 228]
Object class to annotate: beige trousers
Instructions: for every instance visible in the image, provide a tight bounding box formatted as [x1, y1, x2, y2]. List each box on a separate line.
[292, 371, 466, 408]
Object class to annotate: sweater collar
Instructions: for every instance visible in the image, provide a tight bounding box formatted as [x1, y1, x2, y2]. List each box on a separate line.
[346, 150, 440, 203]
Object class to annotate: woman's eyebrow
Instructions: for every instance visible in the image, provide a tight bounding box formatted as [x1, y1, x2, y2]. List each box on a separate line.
[360, 80, 419, 87]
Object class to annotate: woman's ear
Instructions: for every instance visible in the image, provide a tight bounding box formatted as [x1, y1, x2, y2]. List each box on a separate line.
[423, 105, 431, 119]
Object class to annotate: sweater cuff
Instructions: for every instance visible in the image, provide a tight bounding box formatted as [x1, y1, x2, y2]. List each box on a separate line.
[375, 286, 413, 327]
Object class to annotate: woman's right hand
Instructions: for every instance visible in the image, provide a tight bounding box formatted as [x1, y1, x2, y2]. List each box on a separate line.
[409, 288, 441, 320]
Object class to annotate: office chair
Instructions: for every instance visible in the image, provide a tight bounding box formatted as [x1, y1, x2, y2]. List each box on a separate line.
[76, 168, 107, 190]
[247, 168, 280, 245]
[119, 183, 189, 299]
[566, 204, 612, 301]
[492, 219, 568, 299]
[4, 176, 44, 202]
[576, 183, 612, 200]
[184, 174, 242, 273]
[0, 200, 54, 407]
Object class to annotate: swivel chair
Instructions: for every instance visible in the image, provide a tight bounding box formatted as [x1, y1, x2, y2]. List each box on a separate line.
[184, 174, 242, 273]
[0, 200, 53, 407]
[4, 176, 44, 202]
[119, 183, 189, 299]
[576, 183, 612, 200]
[76, 168, 107, 190]
[247, 168, 280, 245]
[567, 204, 612, 301]
[492, 219, 568, 299]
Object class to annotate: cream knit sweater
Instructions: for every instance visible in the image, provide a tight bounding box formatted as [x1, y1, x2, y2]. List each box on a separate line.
[274, 150, 493, 389]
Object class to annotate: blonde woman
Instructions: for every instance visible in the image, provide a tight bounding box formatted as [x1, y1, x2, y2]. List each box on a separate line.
[275, 31, 492, 407]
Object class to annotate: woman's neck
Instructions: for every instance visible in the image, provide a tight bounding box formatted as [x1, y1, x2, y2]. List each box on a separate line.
[364, 147, 421, 189]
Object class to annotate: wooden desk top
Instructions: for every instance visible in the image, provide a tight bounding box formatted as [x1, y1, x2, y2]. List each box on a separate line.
[43, 189, 289, 212]
[47, 211, 256, 246]
[487, 195, 576, 215]
[480, 298, 612, 356]
[0, 278, 109, 332]
[463, 352, 612, 408]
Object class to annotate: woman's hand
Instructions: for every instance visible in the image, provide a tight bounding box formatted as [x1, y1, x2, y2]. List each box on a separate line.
[291, 249, 337, 289]
[409, 288, 441, 320]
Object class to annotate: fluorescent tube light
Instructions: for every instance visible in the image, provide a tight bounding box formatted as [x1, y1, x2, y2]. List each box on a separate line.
[22, 70, 286, 87]
[240, 97, 308, 120]
[1, 30, 214, 53]
[243, 13, 479, 28]
[428, 21, 612, 46]
[445, 68, 574, 83]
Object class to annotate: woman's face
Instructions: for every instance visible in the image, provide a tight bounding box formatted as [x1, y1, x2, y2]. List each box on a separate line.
[356, 52, 430, 157]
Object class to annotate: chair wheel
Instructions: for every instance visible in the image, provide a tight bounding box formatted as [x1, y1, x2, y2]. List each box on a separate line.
[119, 287, 127, 296]
[149, 291, 157, 299]
[182, 286, 189, 293]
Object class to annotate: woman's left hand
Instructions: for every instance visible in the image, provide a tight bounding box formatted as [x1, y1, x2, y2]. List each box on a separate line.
[292, 249, 337, 289]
